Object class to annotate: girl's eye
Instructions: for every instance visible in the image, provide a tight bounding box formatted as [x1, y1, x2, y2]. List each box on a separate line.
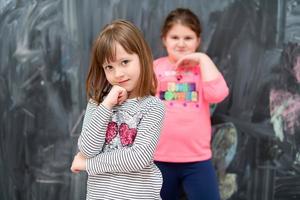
[185, 37, 193, 40]
[121, 60, 129, 65]
[171, 36, 179, 40]
[104, 65, 113, 71]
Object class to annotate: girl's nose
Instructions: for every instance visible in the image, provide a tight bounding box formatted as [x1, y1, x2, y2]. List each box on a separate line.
[177, 39, 185, 47]
[114, 68, 125, 78]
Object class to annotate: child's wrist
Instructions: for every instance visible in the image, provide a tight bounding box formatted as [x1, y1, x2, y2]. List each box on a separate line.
[198, 53, 210, 66]
[102, 100, 113, 110]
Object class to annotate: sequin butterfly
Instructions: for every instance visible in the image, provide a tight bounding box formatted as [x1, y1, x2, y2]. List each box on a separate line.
[105, 122, 137, 146]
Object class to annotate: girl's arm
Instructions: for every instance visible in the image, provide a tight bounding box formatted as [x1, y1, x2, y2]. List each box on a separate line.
[78, 86, 127, 158]
[176, 52, 221, 81]
[83, 99, 165, 175]
[176, 52, 229, 103]
[77, 99, 112, 158]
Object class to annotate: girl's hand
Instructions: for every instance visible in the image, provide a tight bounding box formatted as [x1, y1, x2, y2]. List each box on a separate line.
[175, 52, 220, 81]
[70, 152, 87, 173]
[175, 52, 203, 69]
[102, 85, 128, 109]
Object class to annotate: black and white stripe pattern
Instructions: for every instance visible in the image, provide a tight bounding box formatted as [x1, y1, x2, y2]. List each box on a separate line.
[78, 96, 165, 200]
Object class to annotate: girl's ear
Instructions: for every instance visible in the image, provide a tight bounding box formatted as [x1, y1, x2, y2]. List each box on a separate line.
[197, 37, 201, 49]
[162, 37, 167, 48]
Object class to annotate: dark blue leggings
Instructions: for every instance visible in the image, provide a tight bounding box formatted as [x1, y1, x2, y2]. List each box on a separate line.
[155, 159, 220, 200]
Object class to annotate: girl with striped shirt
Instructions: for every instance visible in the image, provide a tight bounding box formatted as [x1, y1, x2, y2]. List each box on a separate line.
[71, 20, 165, 200]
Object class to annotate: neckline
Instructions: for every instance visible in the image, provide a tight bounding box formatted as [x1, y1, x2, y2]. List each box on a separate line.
[124, 97, 138, 102]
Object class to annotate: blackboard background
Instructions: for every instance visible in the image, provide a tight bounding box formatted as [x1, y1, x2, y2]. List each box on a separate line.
[1, 0, 300, 200]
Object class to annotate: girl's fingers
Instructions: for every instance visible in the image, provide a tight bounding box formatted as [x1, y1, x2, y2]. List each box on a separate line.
[71, 167, 80, 173]
[176, 56, 191, 68]
[118, 89, 128, 104]
[176, 53, 202, 69]
[176, 57, 199, 69]
[106, 85, 128, 106]
[71, 161, 80, 173]
[176, 60, 193, 69]
[175, 58, 184, 68]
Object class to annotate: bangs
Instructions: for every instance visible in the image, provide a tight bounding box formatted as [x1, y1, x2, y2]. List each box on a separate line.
[95, 30, 118, 66]
[103, 42, 117, 65]
[95, 25, 138, 67]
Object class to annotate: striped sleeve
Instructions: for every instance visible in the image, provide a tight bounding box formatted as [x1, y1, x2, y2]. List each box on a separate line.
[78, 99, 112, 158]
[86, 99, 165, 175]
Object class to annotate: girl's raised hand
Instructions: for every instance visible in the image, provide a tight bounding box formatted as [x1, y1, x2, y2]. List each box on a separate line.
[176, 52, 221, 81]
[102, 85, 128, 109]
[175, 52, 203, 70]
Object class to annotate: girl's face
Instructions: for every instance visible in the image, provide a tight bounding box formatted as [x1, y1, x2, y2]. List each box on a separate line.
[103, 43, 141, 98]
[163, 23, 200, 63]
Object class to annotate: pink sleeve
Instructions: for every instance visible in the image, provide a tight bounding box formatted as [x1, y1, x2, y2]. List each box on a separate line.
[202, 74, 229, 103]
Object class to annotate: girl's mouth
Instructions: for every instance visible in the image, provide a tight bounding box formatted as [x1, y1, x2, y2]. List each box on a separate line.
[118, 79, 129, 84]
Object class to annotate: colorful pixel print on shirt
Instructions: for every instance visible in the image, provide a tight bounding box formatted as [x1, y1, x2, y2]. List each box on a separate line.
[159, 82, 198, 101]
[158, 67, 199, 102]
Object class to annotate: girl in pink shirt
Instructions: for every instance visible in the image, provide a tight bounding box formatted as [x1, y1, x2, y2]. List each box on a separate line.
[154, 8, 229, 200]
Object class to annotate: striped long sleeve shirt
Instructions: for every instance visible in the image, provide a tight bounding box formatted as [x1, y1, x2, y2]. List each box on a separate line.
[78, 96, 165, 200]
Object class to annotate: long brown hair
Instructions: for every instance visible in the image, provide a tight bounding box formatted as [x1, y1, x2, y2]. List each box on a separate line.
[86, 20, 157, 103]
[161, 8, 202, 39]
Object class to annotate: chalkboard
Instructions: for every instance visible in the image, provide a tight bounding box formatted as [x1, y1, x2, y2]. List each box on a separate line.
[0, 0, 299, 200]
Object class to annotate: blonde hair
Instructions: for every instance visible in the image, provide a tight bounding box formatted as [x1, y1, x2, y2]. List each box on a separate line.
[86, 20, 157, 103]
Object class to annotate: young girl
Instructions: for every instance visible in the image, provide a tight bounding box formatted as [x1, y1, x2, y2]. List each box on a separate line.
[153, 8, 229, 200]
[71, 20, 165, 200]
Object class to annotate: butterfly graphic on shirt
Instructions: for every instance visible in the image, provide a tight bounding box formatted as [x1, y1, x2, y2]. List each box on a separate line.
[105, 122, 137, 146]
[103, 110, 143, 151]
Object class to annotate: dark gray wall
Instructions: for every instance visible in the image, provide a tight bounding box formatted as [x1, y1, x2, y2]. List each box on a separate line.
[0, 0, 299, 200]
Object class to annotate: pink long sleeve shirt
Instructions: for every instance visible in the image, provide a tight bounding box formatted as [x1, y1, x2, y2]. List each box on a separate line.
[154, 57, 229, 162]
